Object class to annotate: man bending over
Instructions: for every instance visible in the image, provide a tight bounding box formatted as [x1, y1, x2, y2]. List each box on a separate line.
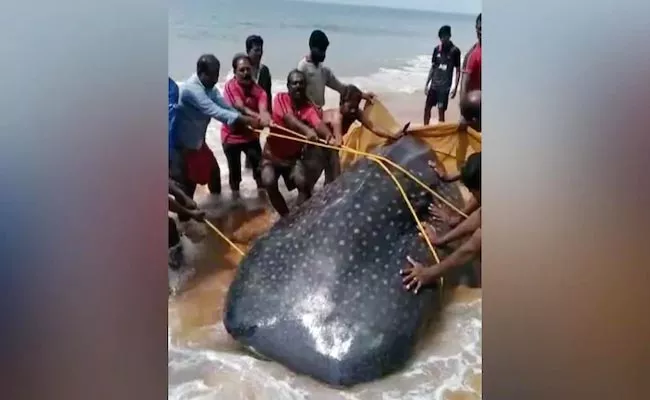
[400, 151, 481, 294]
[261, 70, 332, 216]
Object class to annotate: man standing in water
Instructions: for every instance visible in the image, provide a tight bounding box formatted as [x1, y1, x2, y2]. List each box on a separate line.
[222, 54, 271, 195]
[261, 70, 332, 216]
[174, 54, 264, 199]
[423, 25, 461, 124]
[400, 151, 482, 293]
[460, 13, 482, 100]
[297, 29, 374, 188]
[244, 35, 272, 170]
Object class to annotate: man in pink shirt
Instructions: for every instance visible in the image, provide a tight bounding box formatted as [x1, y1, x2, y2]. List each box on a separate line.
[222, 54, 271, 194]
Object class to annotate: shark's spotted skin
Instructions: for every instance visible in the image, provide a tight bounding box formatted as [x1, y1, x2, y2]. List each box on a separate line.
[224, 136, 467, 387]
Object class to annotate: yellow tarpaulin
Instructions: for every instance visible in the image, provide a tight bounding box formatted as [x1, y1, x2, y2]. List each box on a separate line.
[340, 100, 482, 175]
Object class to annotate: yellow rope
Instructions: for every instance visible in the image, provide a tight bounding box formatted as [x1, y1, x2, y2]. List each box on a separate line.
[373, 157, 440, 264]
[261, 126, 445, 290]
[203, 219, 246, 256]
[198, 124, 447, 290]
[259, 126, 442, 264]
[268, 124, 467, 219]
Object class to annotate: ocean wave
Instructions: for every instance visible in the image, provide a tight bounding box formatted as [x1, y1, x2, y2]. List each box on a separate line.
[206, 54, 436, 98]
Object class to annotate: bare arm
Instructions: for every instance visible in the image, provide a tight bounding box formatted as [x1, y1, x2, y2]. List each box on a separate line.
[169, 180, 196, 208]
[257, 92, 271, 126]
[223, 83, 262, 120]
[315, 121, 333, 140]
[283, 114, 319, 140]
[169, 196, 203, 221]
[442, 173, 461, 182]
[459, 72, 471, 100]
[402, 227, 481, 292]
[462, 197, 480, 216]
[228, 99, 260, 118]
[430, 227, 481, 275]
[425, 64, 434, 91]
[325, 67, 346, 94]
[436, 208, 481, 246]
[452, 48, 462, 95]
[329, 112, 343, 144]
[358, 112, 396, 139]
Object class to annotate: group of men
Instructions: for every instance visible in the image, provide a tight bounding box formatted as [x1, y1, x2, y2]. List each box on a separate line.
[167, 13, 483, 292]
[403, 13, 482, 291]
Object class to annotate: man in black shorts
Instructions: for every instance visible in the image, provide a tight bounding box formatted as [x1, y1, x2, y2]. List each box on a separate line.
[424, 25, 461, 124]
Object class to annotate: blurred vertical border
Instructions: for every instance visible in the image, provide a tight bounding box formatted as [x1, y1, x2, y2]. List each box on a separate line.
[0, 0, 167, 398]
[485, 0, 650, 398]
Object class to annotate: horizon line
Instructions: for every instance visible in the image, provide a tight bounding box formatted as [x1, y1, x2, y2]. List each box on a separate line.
[286, 0, 480, 16]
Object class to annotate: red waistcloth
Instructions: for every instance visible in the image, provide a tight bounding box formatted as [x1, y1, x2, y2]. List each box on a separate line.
[184, 143, 216, 185]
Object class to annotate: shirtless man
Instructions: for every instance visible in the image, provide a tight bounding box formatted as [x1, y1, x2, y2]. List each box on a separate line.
[400, 151, 481, 294]
[261, 70, 332, 216]
[321, 84, 408, 183]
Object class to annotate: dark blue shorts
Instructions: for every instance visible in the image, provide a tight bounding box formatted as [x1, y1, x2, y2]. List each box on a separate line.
[426, 86, 450, 111]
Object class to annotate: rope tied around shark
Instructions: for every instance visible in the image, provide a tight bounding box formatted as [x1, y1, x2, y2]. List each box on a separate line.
[200, 122, 474, 291]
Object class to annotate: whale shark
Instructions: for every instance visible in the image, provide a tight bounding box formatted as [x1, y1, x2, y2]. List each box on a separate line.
[223, 135, 469, 386]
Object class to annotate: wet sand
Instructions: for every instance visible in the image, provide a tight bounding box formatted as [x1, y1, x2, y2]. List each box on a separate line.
[168, 92, 481, 400]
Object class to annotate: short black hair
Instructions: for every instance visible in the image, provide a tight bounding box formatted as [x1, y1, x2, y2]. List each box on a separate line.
[340, 85, 362, 104]
[245, 35, 264, 52]
[232, 53, 251, 69]
[476, 13, 481, 25]
[309, 29, 330, 50]
[197, 54, 220, 75]
[438, 25, 451, 38]
[287, 69, 306, 82]
[460, 152, 481, 191]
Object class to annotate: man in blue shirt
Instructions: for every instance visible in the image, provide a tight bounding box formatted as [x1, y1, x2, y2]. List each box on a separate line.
[172, 54, 264, 199]
[169, 77, 180, 175]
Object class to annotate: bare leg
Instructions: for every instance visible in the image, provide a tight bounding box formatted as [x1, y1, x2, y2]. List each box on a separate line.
[261, 162, 289, 216]
[424, 106, 432, 125]
[178, 167, 197, 223]
[293, 160, 311, 205]
[424, 89, 435, 125]
[324, 149, 340, 184]
[437, 106, 445, 122]
[303, 145, 324, 191]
